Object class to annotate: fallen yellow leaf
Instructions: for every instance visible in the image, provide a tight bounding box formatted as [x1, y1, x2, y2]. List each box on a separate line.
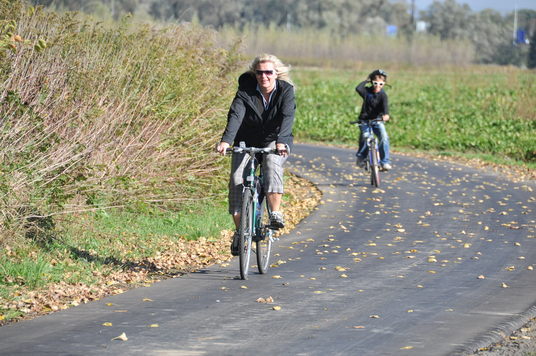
[148, 324, 159, 328]
[102, 322, 113, 326]
[111, 332, 128, 341]
[272, 306, 281, 311]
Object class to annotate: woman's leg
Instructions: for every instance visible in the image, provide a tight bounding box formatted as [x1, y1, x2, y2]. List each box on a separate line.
[262, 141, 288, 228]
[229, 151, 249, 230]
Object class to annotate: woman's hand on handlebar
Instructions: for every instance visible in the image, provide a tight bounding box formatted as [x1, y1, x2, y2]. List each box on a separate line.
[216, 142, 230, 155]
[276, 143, 288, 157]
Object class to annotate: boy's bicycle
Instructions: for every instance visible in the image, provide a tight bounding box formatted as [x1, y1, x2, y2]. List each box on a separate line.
[350, 118, 383, 188]
[225, 143, 279, 280]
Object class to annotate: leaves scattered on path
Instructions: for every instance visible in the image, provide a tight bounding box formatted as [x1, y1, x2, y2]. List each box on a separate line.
[0, 174, 321, 326]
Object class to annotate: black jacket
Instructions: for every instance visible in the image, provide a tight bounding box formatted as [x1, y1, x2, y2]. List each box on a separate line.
[221, 73, 295, 151]
[356, 81, 389, 121]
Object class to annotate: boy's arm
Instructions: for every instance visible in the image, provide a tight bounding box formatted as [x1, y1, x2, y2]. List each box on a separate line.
[382, 92, 390, 121]
[355, 79, 368, 98]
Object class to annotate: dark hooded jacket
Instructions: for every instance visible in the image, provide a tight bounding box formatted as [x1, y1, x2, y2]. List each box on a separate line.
[356, 80, 389, 121]
[221, 72, 295, 151]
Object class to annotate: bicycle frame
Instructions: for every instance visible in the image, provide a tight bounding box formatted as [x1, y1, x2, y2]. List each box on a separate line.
[351, 118, 382, 187]
[236, 146, 274, 240]
[224, 143, 278, 278]
[362, 124, 379, 172]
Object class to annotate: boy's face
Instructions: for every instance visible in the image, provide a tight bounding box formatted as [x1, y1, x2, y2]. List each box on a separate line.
[371, 76, 385, 93]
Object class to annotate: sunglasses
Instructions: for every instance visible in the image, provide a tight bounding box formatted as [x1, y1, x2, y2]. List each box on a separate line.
[255, 70, 275, 76]
[372, 81, 385, 86]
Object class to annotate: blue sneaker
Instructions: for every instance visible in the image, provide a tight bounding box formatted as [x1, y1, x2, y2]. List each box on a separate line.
[356, 156, 365, 168]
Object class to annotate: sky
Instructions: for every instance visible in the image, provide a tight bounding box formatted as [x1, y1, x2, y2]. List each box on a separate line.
[413, 0, 536, 14]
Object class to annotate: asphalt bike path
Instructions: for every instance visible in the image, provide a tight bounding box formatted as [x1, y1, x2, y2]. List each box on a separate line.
[1, 143, 536, 355]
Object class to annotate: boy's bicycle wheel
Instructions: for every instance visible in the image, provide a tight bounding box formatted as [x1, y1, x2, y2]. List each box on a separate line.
[371, 146, 381, 187]
[239, 189, 254, 280]
[256, 197, 272, 274]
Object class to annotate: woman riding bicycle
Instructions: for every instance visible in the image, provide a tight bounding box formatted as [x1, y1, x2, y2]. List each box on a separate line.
[216, 54, 296, 256]
[355, 69, 391, 171]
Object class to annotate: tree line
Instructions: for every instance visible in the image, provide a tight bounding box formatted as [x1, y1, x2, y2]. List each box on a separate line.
[32, 0, 536, 67]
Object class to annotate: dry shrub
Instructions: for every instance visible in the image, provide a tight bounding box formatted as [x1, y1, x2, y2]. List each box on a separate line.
[0, 4, 246, 246]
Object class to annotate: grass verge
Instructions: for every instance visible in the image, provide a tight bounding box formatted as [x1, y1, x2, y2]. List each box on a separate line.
[0, 173, 321, 325]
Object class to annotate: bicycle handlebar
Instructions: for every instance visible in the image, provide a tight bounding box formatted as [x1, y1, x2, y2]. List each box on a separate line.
[350, 117, 385, 125]
[215, 142, 279, 155]
[225, 146, 278, 154]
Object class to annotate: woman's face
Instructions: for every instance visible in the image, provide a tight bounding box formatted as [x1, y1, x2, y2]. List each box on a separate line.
[256, 61, 277, 93]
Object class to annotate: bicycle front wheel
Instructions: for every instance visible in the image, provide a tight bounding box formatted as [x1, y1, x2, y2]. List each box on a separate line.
[371, 145, 380, 187]
[256, 197, 272, 274]
[239, 189, 254, 280]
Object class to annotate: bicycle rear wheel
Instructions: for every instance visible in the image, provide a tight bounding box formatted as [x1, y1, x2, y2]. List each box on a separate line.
[371, 145, 380, 187]
[256, 197, 272, 274]
[239, 189, 254, 280]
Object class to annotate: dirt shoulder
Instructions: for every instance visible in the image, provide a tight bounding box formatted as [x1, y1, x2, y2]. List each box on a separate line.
[469, 317, 536, 356]
[0, 173, 322, 327]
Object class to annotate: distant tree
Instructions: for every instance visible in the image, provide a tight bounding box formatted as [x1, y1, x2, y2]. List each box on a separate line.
[150, 0, 247, 26]
[528, 30, 536, 68]
[471, 9, 511, 64]
[386, 2, 411, 28]
[420, 1, 523, 64]
[419, 0, 473, 40]
[30, 0, 138, 18]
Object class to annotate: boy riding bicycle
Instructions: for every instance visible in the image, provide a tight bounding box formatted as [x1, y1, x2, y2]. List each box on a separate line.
[355, 69, 391, 171]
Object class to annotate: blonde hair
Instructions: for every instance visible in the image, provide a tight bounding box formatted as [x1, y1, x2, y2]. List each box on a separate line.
[248, 53, 295, 89]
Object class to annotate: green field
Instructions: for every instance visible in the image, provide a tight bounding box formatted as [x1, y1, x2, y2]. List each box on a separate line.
[292, 67, 536, 167]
